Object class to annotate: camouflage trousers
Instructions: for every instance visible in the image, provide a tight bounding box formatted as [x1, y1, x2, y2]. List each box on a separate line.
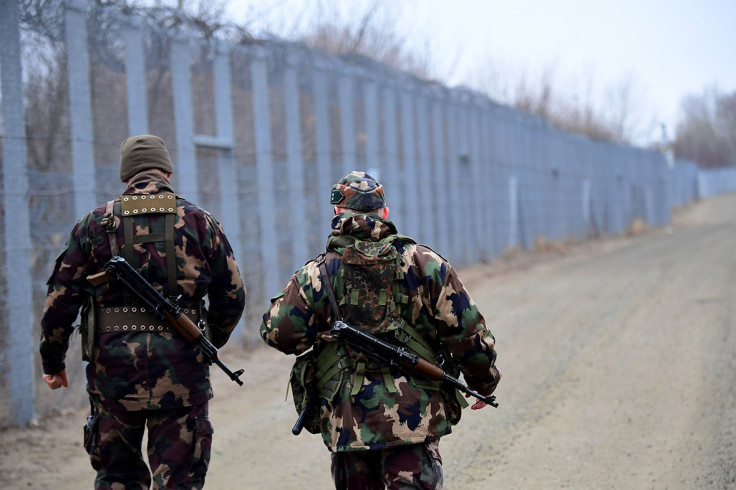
[331, 441, 443, 490]
[84, 400, 213, 490]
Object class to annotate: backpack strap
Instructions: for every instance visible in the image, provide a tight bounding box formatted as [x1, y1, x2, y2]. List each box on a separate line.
[100, 199, 133, 305]
[318, 260, 342, 322]
[310, 259, 350, 399]
[100, 200, 120, 256]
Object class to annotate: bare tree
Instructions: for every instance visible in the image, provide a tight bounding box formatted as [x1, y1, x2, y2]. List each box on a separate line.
[293, 0, 444, 80]
[716, 92, 736, 165]
[673, 87, 736, 168]
[473, 59, 657, 145]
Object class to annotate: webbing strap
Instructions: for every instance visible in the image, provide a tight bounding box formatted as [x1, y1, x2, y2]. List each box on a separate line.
[103, 200, 119, 256]
[350, 362, 365, 396]
[396, 322, 436, 365]
[350, 361, 398, 395]
[315, 342, 347, 392]
[123, 216, 135, 264]
[121, 216, 138, 307]
[381, 366, 398, 393]
[165, 213, 177, 295]
[318, 260, 342, 321]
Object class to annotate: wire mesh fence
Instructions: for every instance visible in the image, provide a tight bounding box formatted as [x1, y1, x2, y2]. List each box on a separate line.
[2, 0, 735, 425]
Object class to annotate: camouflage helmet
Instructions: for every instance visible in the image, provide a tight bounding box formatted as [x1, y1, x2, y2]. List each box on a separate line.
[330, 171, 386, 211]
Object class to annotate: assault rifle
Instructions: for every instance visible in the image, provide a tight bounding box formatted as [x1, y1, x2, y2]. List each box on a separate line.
[330, 321, 498, 407]
[87, 256, 245, 386]
[292, 320, 497, 435]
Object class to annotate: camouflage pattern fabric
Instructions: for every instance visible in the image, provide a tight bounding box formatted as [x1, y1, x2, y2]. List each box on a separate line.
[339, 238, 401, 333]
[330, 171, 386, 211]
[331, 441, 443, 490]
[85, 401, 211, 489]
[261, 212, 500, 453]
[40, 171, 245, 412]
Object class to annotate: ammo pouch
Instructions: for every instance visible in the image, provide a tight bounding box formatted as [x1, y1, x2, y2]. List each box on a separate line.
[79, 296, 96, 362]
[288, 341, 349, 435]
[288, 350, 319, 434]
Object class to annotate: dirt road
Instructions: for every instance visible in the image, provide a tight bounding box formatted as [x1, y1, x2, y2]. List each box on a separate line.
[2, 193, 735, 489]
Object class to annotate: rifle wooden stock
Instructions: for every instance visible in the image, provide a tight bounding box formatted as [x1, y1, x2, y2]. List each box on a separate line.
[411, 357, 445, 381]
[162, 310, 201, 343]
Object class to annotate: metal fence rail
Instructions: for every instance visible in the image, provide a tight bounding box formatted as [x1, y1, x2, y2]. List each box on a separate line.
[2, 0, 736, 426]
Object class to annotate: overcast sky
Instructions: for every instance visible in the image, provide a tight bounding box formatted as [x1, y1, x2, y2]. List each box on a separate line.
[234, 0, 736, 143]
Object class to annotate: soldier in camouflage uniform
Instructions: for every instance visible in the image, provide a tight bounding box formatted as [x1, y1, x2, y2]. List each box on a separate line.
[261, 171, 500, 489]
[40, 135, 245, 489]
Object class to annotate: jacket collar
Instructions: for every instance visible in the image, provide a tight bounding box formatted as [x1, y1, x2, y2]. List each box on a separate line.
[123, 170, 174, 195]
[330, 213, 397, 242]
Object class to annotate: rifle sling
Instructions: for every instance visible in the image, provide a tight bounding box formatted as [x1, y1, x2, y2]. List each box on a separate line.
[103, 200, 120, 256]
[318, 260, 341, 322]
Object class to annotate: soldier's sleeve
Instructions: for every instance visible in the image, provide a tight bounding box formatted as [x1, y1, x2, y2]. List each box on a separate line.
[39, 218, 91, 375]
[260, 260, 324, 355]
[422, 250, 501, 396]
[204, 217, 245, 348]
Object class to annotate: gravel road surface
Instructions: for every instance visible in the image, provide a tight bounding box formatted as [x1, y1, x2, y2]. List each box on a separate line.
[2, 193, 734, 489]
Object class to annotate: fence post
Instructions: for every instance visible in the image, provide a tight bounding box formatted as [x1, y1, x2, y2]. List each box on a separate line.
[508, 175, 518, 249]
[445, 100, 462, 264]
[338, 64, 357, 176]
[1, 0, 35, 426]
[382, 78, 402, 229]
[456, 98, 473, 264]
[212, 40, 238, 249]
[250, 46, 279, 298]
[211, 39, 246, 341]
[479, 103, 495, 260]
[312, 58, 333, 236]
[284, 50, 307, 270]
[65, 0, 97, 217]
[362, 68, 380, 179]
[123, 15, 148, 135]
[430, 90, 450, 254]
[170, 32, 198, 202]
[400, 78, 419, 240]
[468, 101, 486, 261]
[415, 86, 434, 247]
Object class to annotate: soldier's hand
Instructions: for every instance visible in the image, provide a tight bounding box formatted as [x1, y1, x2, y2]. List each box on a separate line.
[43, 370, 69, 390]
[465, 392, 489, 410]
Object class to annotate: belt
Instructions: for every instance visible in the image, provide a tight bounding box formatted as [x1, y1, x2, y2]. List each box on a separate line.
[96, 305, 201, 334]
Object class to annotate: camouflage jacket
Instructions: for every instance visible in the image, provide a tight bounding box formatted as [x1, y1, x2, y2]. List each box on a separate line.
[261, 213, 500, 452]
[40, 172, 245, 411]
